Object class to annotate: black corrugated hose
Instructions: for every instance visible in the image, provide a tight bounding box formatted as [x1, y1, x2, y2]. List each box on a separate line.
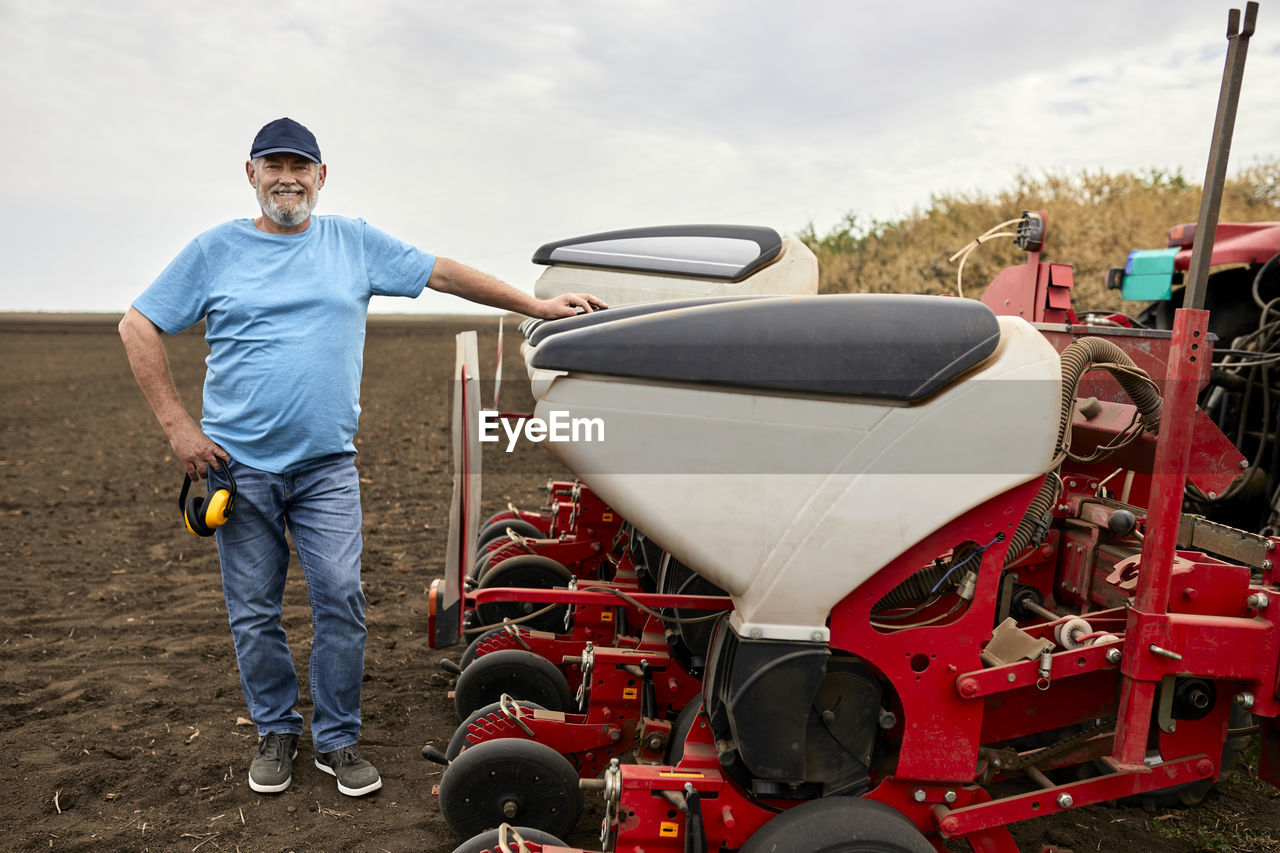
[1004, 338, 1163, 566]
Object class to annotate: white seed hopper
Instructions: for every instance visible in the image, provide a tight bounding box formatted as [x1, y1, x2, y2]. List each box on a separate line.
[521, 286, 1061, 642]
[531, 225, 817, 307]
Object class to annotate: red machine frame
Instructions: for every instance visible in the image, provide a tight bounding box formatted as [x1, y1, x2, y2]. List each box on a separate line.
[440, 7, 1278, 851]
[448, 282, 1280, 853]
[477, 481, 625, 582]
[442, 246, 1280, 852]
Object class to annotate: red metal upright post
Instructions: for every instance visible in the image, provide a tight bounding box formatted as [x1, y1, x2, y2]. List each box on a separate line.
[1112, 307, 1210, 767]
[1112, 1, 1256, 768]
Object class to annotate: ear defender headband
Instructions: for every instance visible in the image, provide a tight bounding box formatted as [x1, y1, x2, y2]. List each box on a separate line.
[179, 459, 237, 537]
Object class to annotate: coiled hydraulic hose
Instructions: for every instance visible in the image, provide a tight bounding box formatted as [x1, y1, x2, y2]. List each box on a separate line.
[1004, 338, 1163, 565]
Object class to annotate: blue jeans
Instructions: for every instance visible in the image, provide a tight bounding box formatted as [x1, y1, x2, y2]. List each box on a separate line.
[209, 454, 365, 753]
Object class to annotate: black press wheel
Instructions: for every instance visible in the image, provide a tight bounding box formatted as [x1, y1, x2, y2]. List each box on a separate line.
[477, 517, 544, 549]
[472, 550, 497, 581]
[473, 539, 520, 580]
[474, 555, 573, 633]
[452, 648, 573, 719]
[450, 825, 569, 853]
[459, 626, 509, 671]
[740, 797, 934, 853]
[1122, 704, 1255, 808]
[665, 694, 703, 765]
[472, 544, 533, 581]
[438, 737, 583, 840]
[447, 698, 549, 760]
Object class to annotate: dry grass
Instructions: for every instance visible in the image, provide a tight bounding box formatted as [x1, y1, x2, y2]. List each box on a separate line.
[803, 159, 1280, 312]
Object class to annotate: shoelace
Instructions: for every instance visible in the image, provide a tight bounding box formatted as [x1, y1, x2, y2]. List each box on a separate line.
[329, 746, 362, 766]
[259, 734, 290, 760]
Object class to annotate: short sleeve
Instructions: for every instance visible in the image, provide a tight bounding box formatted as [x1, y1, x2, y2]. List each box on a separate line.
[132, 238, 211, 335]
[358, 219, 437, 298]
[361, 221, 436, 298]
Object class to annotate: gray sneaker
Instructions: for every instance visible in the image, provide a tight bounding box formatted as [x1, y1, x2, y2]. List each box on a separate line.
[315, 745, 382, 796]
[249, 732, 299, 793]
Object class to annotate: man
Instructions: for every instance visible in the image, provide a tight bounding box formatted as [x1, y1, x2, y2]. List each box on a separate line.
[119, 117, 604, 797]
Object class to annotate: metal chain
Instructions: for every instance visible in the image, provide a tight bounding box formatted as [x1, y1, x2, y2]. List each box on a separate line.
[1006, 717, 1116, 772]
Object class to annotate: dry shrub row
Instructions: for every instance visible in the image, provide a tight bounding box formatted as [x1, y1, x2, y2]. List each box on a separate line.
[803, 159, 1280, 312]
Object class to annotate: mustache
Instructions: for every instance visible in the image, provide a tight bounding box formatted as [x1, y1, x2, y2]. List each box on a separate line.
[271, 184, 306, 195]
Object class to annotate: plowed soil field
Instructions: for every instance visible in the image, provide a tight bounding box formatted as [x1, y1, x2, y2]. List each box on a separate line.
[2, 315, 1277, 853]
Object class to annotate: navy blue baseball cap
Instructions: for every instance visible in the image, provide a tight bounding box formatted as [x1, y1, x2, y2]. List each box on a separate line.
[250, 118, 322, 163]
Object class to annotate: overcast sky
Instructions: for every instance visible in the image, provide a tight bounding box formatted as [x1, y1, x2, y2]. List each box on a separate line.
[1, 0, 1276, 315]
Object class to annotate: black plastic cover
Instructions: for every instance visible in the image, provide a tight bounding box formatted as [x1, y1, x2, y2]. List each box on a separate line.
[702, 623, 829, 783]
[527, 294, 1002, 403]
[531, 225, 783, 281]
[522, 295, 765, 347]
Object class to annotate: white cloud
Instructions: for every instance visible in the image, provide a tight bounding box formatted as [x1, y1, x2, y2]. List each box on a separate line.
[0, 0, 1276, 313]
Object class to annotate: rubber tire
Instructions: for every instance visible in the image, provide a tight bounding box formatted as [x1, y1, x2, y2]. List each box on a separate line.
[459, 626, 509, 671]
[472, 539, 518, 580]
[452, 648, 573, 719]
[447, 699, 548, 760]
[439, 737, 583, 839]
[665, 695, 703, 764]
[1125, 705, 1254, 809]
[740, 797, 934, 853]
[472, 550, 496, 580]
[473, 528, 535, 579]
[477, 509, 528, 533]
[451, 826, 569, 853]
[477, 518, 544, 549]
[472, 545, 526, 582]
[474, 555, 573, 633]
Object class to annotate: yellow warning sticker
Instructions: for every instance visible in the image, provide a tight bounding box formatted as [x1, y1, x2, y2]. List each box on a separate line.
[602, 610, 613, 621]
[623, 687, 638, 699]
[603, 512, 614, 522]
[659, 822, 679, 838]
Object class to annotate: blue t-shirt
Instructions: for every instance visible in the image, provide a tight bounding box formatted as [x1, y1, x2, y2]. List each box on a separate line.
[133, 216, 436, 473]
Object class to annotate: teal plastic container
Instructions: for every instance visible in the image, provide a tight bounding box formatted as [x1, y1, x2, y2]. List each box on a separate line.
[1120, 248, 1179, 301]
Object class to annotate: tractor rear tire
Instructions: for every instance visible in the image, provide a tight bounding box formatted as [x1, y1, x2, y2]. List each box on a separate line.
[740, 797, 934, 853]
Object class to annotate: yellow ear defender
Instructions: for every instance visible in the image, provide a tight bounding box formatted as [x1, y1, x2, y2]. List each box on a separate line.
[179, 459, 237, 537]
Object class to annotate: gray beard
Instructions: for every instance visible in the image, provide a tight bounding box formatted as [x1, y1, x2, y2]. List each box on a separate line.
[258, 183, 318, 227]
